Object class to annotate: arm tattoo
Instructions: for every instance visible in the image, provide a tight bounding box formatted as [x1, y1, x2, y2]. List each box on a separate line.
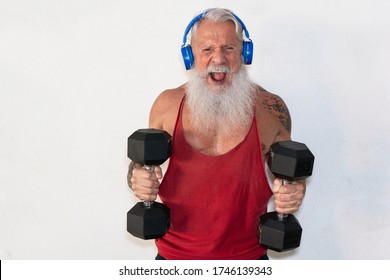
[263, 95, 292, 133]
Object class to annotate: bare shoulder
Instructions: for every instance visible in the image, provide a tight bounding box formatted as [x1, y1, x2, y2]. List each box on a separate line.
[254, 85, 292, 141]
[149, 84, 186, 134]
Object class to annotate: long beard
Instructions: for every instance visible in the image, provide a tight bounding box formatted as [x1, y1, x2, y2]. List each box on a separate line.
[186, 65, 255, 136]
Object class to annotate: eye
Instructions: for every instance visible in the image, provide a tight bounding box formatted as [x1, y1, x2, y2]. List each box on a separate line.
[202, 47, 212, 53]
[225, 46, 236, 52]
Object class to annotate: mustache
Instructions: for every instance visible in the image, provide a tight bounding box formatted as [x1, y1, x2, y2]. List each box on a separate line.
[206, 65, 230, 74]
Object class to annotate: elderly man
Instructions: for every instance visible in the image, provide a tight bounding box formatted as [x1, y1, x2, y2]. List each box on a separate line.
[128, 8, 306, 260]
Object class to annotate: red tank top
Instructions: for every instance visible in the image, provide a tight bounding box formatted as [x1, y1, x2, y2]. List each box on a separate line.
[156, 98, 272, 259]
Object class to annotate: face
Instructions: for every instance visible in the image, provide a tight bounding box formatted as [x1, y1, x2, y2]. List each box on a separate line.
[191, 19, 243, 92]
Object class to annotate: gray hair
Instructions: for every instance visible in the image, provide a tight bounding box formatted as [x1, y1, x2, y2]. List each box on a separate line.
[190, 8, 244, 43]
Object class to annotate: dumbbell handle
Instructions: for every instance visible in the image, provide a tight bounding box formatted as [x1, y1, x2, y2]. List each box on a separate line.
[143, 165, 155, 209]
[277, 179, 294, 221]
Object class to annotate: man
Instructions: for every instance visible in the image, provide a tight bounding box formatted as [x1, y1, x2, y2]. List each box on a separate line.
[128, 8, 306, 260]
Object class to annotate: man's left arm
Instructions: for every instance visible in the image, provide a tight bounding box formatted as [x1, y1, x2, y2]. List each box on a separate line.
[270, 95, 306, 215]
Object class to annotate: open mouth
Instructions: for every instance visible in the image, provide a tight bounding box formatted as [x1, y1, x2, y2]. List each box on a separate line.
[205, 65, 230, 85]
[210, 72, 227, 82]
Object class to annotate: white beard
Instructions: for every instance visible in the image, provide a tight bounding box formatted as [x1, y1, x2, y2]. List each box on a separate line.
[186, 65, 255, 136]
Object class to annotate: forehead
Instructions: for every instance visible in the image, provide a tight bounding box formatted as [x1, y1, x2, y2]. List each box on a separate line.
[192, 19, 239, 45]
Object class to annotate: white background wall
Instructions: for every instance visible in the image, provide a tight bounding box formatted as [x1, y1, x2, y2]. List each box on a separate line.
[1, 0, 389, 260]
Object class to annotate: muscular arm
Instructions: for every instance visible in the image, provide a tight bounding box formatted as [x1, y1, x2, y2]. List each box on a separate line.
[257, 87, 305, 214]
[149, 86, 185, 134]
[262, 92, 292, 142]
[127, 87, 184, 195]
[149, 94, 166, 130]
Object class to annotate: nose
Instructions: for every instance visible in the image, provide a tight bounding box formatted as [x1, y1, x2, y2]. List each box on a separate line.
[211, 47, 227, 65]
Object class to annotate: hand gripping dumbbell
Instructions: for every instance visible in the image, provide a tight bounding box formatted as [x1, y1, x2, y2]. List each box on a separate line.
[127, 128, 172, 240]
[259, 140, 314, 252]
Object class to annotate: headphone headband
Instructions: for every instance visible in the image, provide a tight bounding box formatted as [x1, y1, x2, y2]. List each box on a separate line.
[182, 12, 251, 46]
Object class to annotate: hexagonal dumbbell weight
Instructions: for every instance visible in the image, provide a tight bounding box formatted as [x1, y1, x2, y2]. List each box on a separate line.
[127, 128, 172, 240]
[259, 140, 314, 252]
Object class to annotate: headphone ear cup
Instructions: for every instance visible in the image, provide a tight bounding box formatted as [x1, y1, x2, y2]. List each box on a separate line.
[242, 41, 253, 65]
[181, 45, 194, 70]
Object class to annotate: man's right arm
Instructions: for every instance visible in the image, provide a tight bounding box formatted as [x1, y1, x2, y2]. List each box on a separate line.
[127, 87, 184, 198]
[149, 86, 186, 134]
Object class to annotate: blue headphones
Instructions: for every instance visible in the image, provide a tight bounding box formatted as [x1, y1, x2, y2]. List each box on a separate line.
[181, 12, 253, 70]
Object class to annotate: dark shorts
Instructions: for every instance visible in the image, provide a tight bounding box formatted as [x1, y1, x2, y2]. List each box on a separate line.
[155, 253, 269, 260]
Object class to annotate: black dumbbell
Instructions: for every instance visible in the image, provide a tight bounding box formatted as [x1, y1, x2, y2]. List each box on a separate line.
[127, 128, 172, 240]
[259, 140, 314, 252]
